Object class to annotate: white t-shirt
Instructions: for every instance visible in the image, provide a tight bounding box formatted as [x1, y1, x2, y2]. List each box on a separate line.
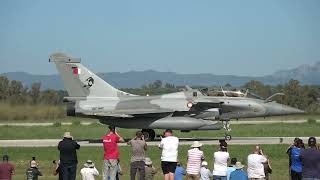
[247, 154, 267, 178]
[200, 167, 213, 180]
[80, 167, 99, 180]
[159, 136, 179, 162]
[212, 151, 229, 176]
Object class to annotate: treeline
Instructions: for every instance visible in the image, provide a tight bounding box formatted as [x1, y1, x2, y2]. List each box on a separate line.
[0, 76, 66, 120]
[0, 76, 319, 120]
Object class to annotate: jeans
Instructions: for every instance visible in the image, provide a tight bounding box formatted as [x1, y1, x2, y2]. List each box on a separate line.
[60, 164, 77, 180]
[291, 170, 302, 180]
[130, 161, 145, 180]
[103, 159, 118, 180]
[213, 176, 227, 180]
[302, 178, 320, 180]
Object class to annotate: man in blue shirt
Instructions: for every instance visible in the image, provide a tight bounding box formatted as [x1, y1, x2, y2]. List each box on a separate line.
[227, 158, 237, 180]
[291, 139, 303, 180]
[174, 162, 186, 180]
[230, 162, 248, 180]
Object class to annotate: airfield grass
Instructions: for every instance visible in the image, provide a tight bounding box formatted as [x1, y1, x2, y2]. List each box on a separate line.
[0, 122, 319, 140]
[0, 144, 290, 180]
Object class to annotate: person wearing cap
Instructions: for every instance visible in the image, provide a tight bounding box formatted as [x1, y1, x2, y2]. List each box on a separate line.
[247, 145, 267, 180]
[174, 161, 186, 180]
[226, 158, 237, 180]
[144, 157, 157, 180]
[102, 126, 124, 180]
[80, 160, 99, 180]
[200, 161, 213, 180]
[212, 141, 230, 180]
[230, 162, 248, 180]
[159, 129, 179, 180]
[299, 137, 320, 179]
[0, 155, 15, 180]
[127, 131, 147, 180]
[58, 131, 80, 180]
[26, 160, 42, 180]
[186, 141, 204, 179]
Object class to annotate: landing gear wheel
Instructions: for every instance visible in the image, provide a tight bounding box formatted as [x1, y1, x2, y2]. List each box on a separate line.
[142, 129, 156, 141]
[222, 120, 232, 141]
[225, 134, 232, 141]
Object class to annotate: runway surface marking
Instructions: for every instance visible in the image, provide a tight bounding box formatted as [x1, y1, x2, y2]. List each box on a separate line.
[0, 137, 318, 147]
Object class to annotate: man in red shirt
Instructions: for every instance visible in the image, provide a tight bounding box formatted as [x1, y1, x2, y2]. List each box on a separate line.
[0, 155, 15, 180]
[102, 126, 124, 180]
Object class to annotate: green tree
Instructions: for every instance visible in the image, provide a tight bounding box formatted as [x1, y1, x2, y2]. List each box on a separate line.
[29, 82, 41, 104]
[0, 76, 9, 100]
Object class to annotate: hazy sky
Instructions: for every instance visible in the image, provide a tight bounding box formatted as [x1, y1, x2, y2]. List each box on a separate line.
[0, 0, 319, 76]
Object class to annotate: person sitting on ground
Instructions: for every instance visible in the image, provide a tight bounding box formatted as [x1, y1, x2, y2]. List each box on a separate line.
[230, 162, 248, 180]
[200, 161, 212, 180]
[80, 160, 99, 180]
[227, 158, 237, 180]
[212, 141, 230, 180]
[144, 157, 157, 180]
[247, 145, 267, 180]
[26, 160, 42, 180]
[174, 161, 186, 180]
[0, 155, 15, 180]
[159, 129, 179, 180]
[127, 131, 147, 180]
[186, 141, 205, 180]
[299, 137, 320, 179]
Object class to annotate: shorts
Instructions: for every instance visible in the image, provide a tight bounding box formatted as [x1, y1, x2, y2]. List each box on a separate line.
[161, 161, 177, 174]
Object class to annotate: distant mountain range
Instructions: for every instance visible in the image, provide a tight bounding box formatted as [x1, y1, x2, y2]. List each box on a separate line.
[2, 62, 320, 90]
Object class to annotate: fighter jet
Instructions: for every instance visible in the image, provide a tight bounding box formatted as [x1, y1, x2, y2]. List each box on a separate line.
[49, 53, 304, 140]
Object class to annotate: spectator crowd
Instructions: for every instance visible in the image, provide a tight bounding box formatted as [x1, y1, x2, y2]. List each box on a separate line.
[0, 127, 320, 180]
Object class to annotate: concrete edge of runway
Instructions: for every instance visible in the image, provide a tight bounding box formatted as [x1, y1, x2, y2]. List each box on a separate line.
[1, 137, 319, 147]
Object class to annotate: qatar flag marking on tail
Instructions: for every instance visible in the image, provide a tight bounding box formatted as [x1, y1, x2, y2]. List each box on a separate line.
[72, 67, 81, 75]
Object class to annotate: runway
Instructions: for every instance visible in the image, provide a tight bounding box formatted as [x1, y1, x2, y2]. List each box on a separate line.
[0, 137, 318, 147]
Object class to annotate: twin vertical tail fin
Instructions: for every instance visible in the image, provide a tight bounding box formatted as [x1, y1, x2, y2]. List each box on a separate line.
[49, 53, 135, 98]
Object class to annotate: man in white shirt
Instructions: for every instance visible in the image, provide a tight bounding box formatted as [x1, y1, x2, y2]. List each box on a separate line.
[80, 160, 99, 180]
[186, 141, 205, 179]
[247, 146, 267, 180]
[159, 129, 179, 180]
[212, 141, 230, 180]
[200, 161, 213, 180]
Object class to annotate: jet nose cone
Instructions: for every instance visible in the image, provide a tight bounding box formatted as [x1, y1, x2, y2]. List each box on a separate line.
[283, 106, 305, 115]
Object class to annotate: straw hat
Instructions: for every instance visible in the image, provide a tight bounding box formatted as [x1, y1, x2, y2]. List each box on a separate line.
[234, 161, 244, 169]
[63, 132, 73, 139]
[145, 157, 153, 165]
[84, 160, 95, 168]
[191, 141, 202, 148]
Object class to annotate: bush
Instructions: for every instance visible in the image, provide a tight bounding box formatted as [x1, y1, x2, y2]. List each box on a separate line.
[307, 118, 316, 124]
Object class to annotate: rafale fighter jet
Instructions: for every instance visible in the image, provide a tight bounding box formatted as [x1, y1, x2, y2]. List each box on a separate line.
[49, 53, 304, 140]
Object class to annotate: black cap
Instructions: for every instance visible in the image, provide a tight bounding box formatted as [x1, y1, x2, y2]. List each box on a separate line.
[3, 155, 9, 161]
[308, 137, 316, 147]
[165, 129, 173, 133]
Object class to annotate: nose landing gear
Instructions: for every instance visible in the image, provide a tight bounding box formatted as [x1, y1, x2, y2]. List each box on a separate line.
[222, 120, 232, 141]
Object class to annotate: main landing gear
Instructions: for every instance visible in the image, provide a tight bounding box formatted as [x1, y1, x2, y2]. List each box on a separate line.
[222, 120, 232, 141]
[141, 129, 156, 141]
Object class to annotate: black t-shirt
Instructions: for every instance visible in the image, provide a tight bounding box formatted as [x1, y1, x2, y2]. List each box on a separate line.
[26, 167, 42, 180]
[58, 138, 80, 165]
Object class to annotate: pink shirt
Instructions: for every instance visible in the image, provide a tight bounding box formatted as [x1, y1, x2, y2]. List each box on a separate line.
[187, 148, 204, 175]
[102, 133, 120, 160]
[0, 163, 14, 180]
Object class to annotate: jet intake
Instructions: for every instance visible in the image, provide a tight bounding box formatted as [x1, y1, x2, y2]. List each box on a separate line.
[66, 102, 76, 116]
[195, 108, 221, 120]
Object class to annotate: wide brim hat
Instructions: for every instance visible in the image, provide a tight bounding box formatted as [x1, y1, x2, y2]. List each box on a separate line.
[234, 161, 244, 169]
[145, 157, 153, 165]
[63, 132, 73, 139]
[84, 160, 94, 168]
[191, 141, 202, 148]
